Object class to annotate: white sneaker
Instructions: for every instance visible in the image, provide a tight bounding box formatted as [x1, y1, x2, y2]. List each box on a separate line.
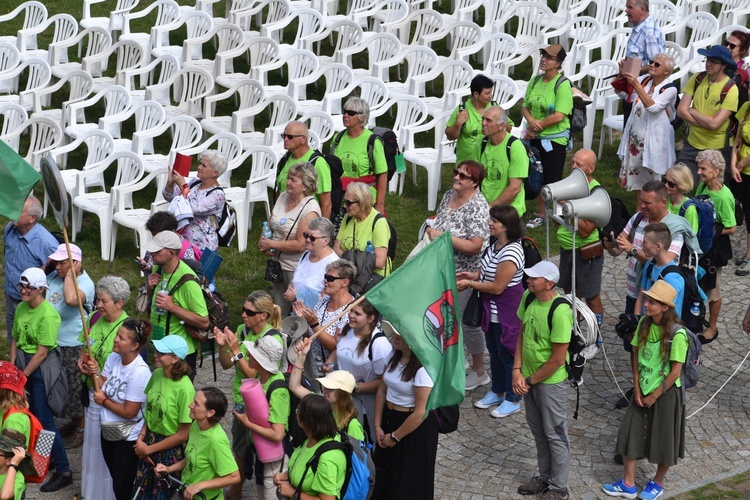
[465, 370, 490, 391]
[526, 217, 544, 229]
[490, 400, 521, 418]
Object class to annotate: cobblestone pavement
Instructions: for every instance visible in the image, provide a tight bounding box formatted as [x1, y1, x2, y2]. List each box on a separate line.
[26, 232, 750, 499]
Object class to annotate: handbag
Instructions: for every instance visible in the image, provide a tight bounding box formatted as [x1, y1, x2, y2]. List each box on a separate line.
[100, 419, 140, 441]
[264, 198, 314, 284]
[579, 240, 604, 260]
[433, 405, 459, 434]
[462, 289, 482, 327]
[406, 232, 431, 261]
[135, 282, 150, 313]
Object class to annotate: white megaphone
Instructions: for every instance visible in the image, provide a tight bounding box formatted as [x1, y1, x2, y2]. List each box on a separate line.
[561, 186, 612, 228]
[540, 168, 590, 203]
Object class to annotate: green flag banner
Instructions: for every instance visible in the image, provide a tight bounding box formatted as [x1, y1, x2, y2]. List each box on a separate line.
[366, 232, 465, 411]
[0, 139, 41, 220]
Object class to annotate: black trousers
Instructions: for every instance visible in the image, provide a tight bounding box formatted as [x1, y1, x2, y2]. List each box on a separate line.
[101, 437, 139, 500]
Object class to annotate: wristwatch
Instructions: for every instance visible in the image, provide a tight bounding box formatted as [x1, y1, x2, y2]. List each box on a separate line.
[525, 376, 533, 387]
[629, 247, 639, 257]
[231, 352, 245, 364]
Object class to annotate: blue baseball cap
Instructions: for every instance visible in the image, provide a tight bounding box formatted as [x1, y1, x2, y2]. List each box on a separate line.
[152, 336, 189, 360]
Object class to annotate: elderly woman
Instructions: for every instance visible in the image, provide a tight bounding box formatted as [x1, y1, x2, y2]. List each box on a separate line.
[732, 99, 750, 276]
[425, 160, 490, 391]
[164, 150, 228, 252]
[77, 276, 130, 500]
[284, 217, 339, 309]
[522, 44, 574, 228]
[334, 182, 392, 288]
[333, 97, 389, 215]
[696, 150, 737, 344]
[618, 53, 677, 208]
[664, 164, 699, 233]
[294, 260, 356, 381]
[44, 243, 94, 449]
[260, 162, 320, 317]
[9, 268, 72, 493]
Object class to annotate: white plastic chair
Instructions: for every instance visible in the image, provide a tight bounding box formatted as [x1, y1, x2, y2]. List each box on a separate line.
[384, 45, 439, 98]
[213, 36, 280, 90]
[548, 0, 591, 32]
[480, 32, 519, 78]
[150, 11, 213, 64]
[390, 9, 444, 46]
[674, 12, 719, 59]
[0, 58, 51, 111]
[201, 79, 265, 136]
[16, 14, 78, 63]
[296, 63, 356, 116]
[492, 74, 522, 110]
[0, 2, 48, 53]
[356, 0, 408, 35]
[0, 104, 28, 150]
[235, 94, 297, 150]
[422, 21, 483, 64]
[121, 55, 180, 105]
[0, 43, 22, 96]
[80, 0, 139, 46]
[145, 66, 213, 119]
[498, 1, 553, 74]
[184, 22, 246, 79]
[65, 84, 132, 140]
[350, 32, 401, 83]
[83, 40, 145, 93]
[307, 19, 363, 68]
[107, 100, 166, 154]
[49, 27, 112, 82]
[1, 116, 63, 170]
[545, 16, 603, 76]
[32, 70, 95, 138]
[567, 60, 620, 150]
[299, 110, 336, 145]
[178, 132, 244, 188]
[119, 0, 181, 60]
[420, 60, 474, 116]
[718, 0, 750, 27]
[380, 95, 429, 193]
[592, 0, 625, 31]
[262, 49, 319, 102]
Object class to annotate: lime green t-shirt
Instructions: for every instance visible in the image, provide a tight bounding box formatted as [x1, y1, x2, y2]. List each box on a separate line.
[479, 134, 528, 216]
[685, 73, 739, 150]
[80, 312, 128, 388]
[736, 102, 750, 175]
[341, 415, 365, 442]
[0, 470, 25, 499]
[556, 178, 601, 250]
[275, 149, 333, 197]
[289, 437, 347, 497]
[517, 291, 573, 384]
[446, 100, 494, 165]
[182, 422, 238, 500]
[150, 262, 209, 354]
[144, 368, 195, 436]
[667, 198, 699, 233]
[231, 324, 284, 405]
[631, 321, 688, 396]
[523, 74, 573, 145]
[696, 183, 737, 228]
[336, 209, 391, 277]
[333, 129, 388, 179]
[1, 412, 31, 448]
[12, 300, 60, 354]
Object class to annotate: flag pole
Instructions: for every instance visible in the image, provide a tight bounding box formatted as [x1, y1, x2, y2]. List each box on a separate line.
[307, 294, 368, 342]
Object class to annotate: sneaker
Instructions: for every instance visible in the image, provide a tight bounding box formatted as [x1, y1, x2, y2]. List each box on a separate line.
[64, 429, 84, 449]
[526, 216, 544, 229]
[638, 480, 664, 500]
[474, 390, 505, 409]
[518, 476, 549, 495]
[490, 400, 521, 418]
[736, 256, 747, 266]
[736, 259, 750, 276]
[40, 471, 73, 492]
[541, 488, 569, 500]
[465, 370, 490, 391]
[602, 479, 638, 499]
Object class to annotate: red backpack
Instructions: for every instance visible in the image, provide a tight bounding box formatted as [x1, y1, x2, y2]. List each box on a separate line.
[2, 407, 48, 483]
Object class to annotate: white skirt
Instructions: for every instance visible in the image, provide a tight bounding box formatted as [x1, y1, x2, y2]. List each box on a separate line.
[81, 388, 116, 500]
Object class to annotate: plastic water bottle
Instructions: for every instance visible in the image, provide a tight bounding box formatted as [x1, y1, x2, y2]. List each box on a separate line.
[365, 241, 375, 254]
[690, 302, 701, 317]
[547, 104, 555, 116]
[154, 279, 169, 315]
[262, 221, 275, 253]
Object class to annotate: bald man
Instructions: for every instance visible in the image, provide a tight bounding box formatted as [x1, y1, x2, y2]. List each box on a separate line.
[555, 149, 604, 319]
[276, 121, 333, 218]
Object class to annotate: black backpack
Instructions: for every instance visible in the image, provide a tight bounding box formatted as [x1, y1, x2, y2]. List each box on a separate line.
[342, 213, 397, 261]
[520, 236, 542, 289]
[331, 128, 400, 181]
[530, 75, 587, 132]
[643, 261, 707, 334]
[601, 197, 632, 243]
[277, 150, 344, 223]
[266, 374, 311, 449]
[480, 135, 542, 200]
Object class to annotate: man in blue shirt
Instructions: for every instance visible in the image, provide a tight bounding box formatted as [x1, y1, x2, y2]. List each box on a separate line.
[3, 195, 59, 342]
[635, 222, 687, 316]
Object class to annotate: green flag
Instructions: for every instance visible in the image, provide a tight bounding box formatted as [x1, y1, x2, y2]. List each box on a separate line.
[366, 232, 465, 411]
[0, 139, 41, 220]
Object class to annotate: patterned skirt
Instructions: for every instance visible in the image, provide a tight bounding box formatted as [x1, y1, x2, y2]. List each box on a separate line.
[134, 431, 186, 500]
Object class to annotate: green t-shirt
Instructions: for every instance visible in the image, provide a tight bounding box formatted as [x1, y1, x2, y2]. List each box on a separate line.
[182, 422, 238, 500]
[736, 102, 750, 175]
[150, 262, 209, 354]
[80, 312, 129, 388]
[667, 198, 699, 234]
[336, 209, 391, 277]
[262, 372, 291, 434]
[631, 321, 688, 395]
[341, 415, 365, 442]
[556, 178, 601, 249]
[12, 300, 60, 354]
[523, 74, 573, 145]
[479, 134, 528, 216]
[144, 368, 195, 436]
[696, 183, 736, 228]
[446, 100, 494, 165]
[684, 73, 739, 150]
[1, 411, 31, 448]
[231, 324, 284, 405]
[517, 291, 573, 384]
[333, 129, 388, 179]
[288, 437, 347, 497]
[0, 470, 25, 499]
[275, 149, 333, 197]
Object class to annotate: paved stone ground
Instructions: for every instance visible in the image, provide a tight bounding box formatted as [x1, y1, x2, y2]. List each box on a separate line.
[25, 230, 750, 499]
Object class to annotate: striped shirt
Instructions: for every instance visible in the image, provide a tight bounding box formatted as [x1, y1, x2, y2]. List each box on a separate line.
[479, 240, 525, 322]
[627, 15, 665, 63]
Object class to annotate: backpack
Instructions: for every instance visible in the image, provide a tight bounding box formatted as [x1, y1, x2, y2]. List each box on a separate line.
[267, 375, 309, 449]
[294, 430, 374, 500]
[725, 65, 749, 109]
[169, 273, 231, 343]
[678, 196, 716, 254]
[644, 261, 708, 334]
[664, 323, 702, 394]
[694, 71, 738, 136]
[519, 236, 542, 289]
[277, 150, 344, 223]
[2, 407, 52, 483]
[341, 213, 397, 291]
[331, 128, 401, 182]
[523, 293, 602, 419]
[197, 182, 236, 247]
[640, 76, 682, 129]
[480, 135, 543, 200]
[531, 75, 587, 132]
[601, 197, 632, 243]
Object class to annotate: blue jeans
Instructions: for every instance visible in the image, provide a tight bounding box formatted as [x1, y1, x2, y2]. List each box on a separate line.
[25, 353, 70, 474]
[485, 323, 521, 403]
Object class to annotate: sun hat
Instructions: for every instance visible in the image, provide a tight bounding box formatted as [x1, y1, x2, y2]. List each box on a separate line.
[282, 316, 309, 365]
[697, 45, 737, 70]
[541, 44, 567, 62]
[380, 320, 400, 338]
[523, 261, 560, 283]
[642, 280, 677, 309]
[152, 336, 189, 360]
[48, 243, 82, 262]
[244, 336, 283, 374]
[317, 370, 356, 393]
[0, 431, 36, 477]
[144, 231, 183, 253]
[19, 268, 47, 289]
[0, 361, 27, 396]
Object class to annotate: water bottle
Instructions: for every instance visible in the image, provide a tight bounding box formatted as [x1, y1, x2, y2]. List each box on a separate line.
[365, 241, 375, 254]
[547, 104, 555, 116]
[690, 302, 700, 317]
[154, 279, 169, 315]
[262, 221, 275, 253]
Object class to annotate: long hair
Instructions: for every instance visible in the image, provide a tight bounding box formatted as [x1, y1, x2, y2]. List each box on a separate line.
[386, 350, 423, 382]
[339, 299, 381, 358]
[636, 307, 679, 361]
[0, 389, 28, 416]
[331, 390, 358, 431]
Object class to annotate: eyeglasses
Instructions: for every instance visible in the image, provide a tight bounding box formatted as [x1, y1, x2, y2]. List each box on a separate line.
[342, 109, 361, 116]
[343, 199, 359, 207]
[324, 274, 347, 282]
[661, 177, 676, 189]
[540, 52, 558, 61]
[154, 351, 170, 358]
[242, 308, 261, 316]
[725, 41, 738, 50]
[453, 169, 474, 182]
[17, 283, 38, 292]
[280, 133, 303, 140]
[650, 60, 662, 68]
[303, 232, 326, 242]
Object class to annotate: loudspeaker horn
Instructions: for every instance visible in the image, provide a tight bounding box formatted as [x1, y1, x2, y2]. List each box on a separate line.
[540, 168, 590, 202]
[561, 186, 612, 228]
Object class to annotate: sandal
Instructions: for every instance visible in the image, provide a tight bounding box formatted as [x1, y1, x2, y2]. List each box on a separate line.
[699, 327, 719, 344]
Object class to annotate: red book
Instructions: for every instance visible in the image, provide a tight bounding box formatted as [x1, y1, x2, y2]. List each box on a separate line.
[173, 153, 192, 177]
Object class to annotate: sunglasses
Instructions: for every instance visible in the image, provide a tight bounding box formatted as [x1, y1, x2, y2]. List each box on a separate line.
[649, 60, 662, 68]
[154, 351, 171, 358]
[725, 41, 738, 50]
[303, 232, 326, 242]
[324, 274, 347, 283]
[242, 307, 262, 316]
[661, 177, 676, 189]
[280, 133, 303, 140]
[17, 283, 38, 292]
[453, 169, 474, 182]
[342, 109, 361, 116]
[343, 199, 359, 207]
[540, 52, 558, 61]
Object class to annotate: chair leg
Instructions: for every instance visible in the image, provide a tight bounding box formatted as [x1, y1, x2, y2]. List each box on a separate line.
[235, 202, 248, 253]
[109, 222, 119, 261]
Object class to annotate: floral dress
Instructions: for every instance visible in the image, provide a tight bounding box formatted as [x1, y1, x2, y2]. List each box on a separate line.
[309, 296, 350, 380]
[164, 180, 225, 251]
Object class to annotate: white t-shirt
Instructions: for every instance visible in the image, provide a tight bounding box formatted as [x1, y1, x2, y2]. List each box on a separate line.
[100, 352, 151, 441]
[291, 251, 340, 308]
[336, 328, 393, 383]
[383, 364, 433, 408]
